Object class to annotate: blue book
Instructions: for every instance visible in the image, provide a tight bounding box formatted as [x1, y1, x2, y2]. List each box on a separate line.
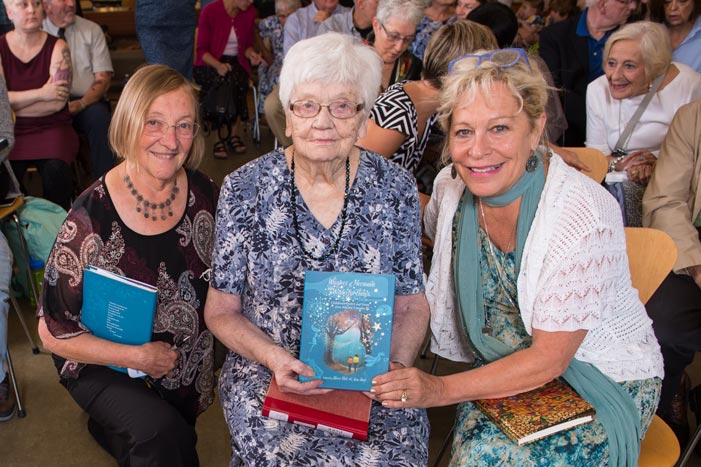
[298, 271, 395, 391]
[81, 265, 157, 374]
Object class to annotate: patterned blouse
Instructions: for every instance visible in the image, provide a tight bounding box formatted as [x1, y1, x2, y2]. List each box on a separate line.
[408, 14, 457, 60]
[39, 170, 219, 422]
[369, 81, 437, 175]
[257, 15, 285, 114]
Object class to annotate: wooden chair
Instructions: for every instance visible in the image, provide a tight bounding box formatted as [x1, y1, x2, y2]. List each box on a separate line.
[562, 147, 608, 184]
[624, 227, 680, 467]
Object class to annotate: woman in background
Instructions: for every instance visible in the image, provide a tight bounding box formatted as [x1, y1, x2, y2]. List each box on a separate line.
[586, 21, 701, 226]
[194, 0, 263, 158]
[409, 0, 456, 60]
[650, 0, 701, 72]
[456, 0, 484, 19]
[0, 0, 77, 210]
[37, 65, 218, 466]
[256, 0, 300, 114]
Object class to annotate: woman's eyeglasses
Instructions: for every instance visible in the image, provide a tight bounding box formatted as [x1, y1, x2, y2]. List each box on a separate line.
[289, 100, 365, 119]
[143, 119, 200, 139]
[379, 22, 416, 46]
[448, 48, 532, 73]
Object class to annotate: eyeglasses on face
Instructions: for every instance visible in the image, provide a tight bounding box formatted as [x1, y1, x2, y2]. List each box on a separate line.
[612, 0, 636, 5]
[379, 22, 416, 46]
[143, 119, 200, 139]
[448, 48, 532, 73]
[289, 100, 365, 119]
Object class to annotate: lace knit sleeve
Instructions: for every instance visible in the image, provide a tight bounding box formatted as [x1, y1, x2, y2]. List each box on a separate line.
[528, 177, 628, 332]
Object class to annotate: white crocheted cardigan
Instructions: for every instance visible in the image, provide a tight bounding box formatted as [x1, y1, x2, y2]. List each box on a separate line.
[424, 154, 664, 382]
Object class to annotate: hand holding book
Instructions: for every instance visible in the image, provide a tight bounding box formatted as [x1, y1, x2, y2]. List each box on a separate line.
[265, 343, 331, 396]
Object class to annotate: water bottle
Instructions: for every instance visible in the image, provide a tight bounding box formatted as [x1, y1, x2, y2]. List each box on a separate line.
[28, 256, 44, 307]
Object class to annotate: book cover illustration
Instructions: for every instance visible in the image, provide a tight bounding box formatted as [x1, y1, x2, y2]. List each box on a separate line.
[262, 378, 372, 441]
[475, 379, 596, 445]
[298, 271, 396, 391]
[81, 265, 158, 374]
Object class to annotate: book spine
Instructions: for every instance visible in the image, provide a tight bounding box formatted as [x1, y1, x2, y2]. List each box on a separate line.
[262, 397, 368, 441]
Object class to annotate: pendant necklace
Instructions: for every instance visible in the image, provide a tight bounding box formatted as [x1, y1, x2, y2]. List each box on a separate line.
[478, 198, 518, 335]
[124, 173, 179, 222]
[290, 150, 350, 262]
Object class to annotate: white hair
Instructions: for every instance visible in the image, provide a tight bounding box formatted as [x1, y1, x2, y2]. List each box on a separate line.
[279, 32, 382, 115]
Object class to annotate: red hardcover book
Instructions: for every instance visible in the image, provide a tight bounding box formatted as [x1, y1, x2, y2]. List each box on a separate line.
[261, 378, 372, 441]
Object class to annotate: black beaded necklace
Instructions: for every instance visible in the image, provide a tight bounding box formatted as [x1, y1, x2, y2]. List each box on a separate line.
[124, 174, 179, 222]
[289, 150, 351, 262]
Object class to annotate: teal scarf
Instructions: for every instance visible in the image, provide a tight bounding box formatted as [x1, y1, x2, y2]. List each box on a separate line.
[453, 156, 640, 466]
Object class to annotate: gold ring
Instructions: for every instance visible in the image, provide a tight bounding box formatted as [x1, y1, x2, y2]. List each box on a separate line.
[401, 389, 408, 403]
[631, 169, 638, 176]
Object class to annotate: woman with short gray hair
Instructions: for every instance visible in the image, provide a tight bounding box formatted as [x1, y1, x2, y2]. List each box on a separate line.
[586, 20, 701, 226]
[206, 32, 430, 466]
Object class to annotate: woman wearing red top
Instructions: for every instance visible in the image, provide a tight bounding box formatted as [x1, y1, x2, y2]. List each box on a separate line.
[194, 0, 264, 158]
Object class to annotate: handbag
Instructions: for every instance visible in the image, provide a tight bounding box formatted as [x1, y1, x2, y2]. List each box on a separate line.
[605, 68, 667, 226]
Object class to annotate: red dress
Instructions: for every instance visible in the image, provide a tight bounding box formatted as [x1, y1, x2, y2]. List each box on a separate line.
[0, 33, 78, 164]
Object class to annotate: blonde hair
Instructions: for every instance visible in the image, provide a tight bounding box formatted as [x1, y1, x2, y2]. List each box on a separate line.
[438, 50, 549, 163]
[422, 20, 499, 88]
[604, 21, 672, 84]
[109, 64, 205, 170]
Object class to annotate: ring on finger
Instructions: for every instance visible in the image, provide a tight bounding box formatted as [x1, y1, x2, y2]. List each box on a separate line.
[400, 389, 408, 403]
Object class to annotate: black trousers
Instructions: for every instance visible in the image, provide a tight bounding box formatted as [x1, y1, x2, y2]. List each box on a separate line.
[11, 159, 72, 211]
[646, 272, 701, 410]
[63, 365, 199, 467]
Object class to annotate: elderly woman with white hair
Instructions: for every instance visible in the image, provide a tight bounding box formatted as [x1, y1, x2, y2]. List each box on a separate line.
[586, 20, 701, 226]
[204, 32, 430, 466]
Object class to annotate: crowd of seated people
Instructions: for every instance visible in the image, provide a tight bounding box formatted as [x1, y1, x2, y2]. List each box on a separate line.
[3, 0, 701, 465]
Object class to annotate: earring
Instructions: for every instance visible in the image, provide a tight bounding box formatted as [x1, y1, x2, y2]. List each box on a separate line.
[451, 164, 457, 179]
[525, 151, 538, 172]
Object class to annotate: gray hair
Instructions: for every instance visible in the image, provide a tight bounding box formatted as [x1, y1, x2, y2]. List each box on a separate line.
[275, 0, 302, 14]
[279, 32, 382, 115]
[376, 0, 427, 27]
[604, 21, 672, 82]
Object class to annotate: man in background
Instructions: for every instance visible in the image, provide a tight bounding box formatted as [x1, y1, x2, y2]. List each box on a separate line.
[43, 0, 115, 180]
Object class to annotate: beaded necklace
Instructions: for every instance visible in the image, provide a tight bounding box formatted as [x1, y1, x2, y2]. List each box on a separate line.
[124, 174, 179, 222]
[289, 150, 350, 262]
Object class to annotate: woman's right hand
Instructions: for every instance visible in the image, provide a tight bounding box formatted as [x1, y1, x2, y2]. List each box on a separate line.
[215, 61, 232, 77]
[137, 341, 178, 379]
[42, 76, 70, 102]
[266, 346, 331, 396]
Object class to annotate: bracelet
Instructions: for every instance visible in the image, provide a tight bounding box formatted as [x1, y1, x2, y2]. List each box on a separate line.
[608, 155, 626, 173]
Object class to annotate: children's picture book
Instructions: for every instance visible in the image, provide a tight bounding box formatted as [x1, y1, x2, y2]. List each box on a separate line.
[81, 265, 158, 374]
[262, 378, 372, 441]
[475, 379, 596, 445]
[298, 271, 395, 391]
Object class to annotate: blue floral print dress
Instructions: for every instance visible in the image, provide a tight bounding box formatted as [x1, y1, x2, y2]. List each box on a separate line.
[211, 148, 430, 467]
[447, 227, 661, 467]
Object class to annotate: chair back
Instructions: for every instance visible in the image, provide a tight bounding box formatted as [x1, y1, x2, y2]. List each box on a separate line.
[562, 147, 608, 184]
[624, 227, 677, 305]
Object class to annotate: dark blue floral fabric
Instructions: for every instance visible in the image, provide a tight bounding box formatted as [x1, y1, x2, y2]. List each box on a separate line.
[211, 148, 429, 466]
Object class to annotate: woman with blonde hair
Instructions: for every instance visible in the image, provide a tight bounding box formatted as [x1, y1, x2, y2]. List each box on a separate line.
[37, 64, 218, 466]
[372, 48, 663, 465]
[586, 20, 701, 226]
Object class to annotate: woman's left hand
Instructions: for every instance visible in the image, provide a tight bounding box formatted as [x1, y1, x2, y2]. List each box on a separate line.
[246, 50, 264, 66]
[370, 367, 445, 409]
[623, 150, 656, 185]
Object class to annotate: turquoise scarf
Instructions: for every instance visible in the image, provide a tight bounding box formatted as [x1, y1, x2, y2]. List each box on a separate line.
[453, 156, 640, 466]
